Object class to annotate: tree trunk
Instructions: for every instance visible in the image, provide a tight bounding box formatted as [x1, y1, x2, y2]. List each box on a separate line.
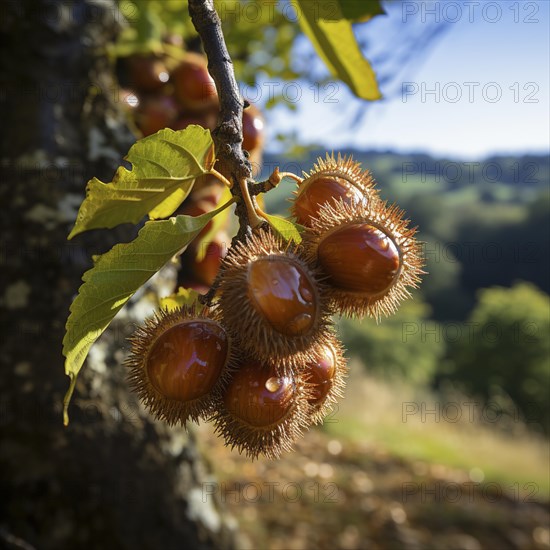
[0, 1, 235, 548]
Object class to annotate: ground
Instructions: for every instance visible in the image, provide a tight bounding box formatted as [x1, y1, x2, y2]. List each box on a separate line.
[194, 367, 550, 550]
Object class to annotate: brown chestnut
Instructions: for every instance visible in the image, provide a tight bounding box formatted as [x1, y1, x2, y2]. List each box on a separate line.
[146, 320, 228, 401]
[294, 176, 365, 227]
[125, 54, 169, 93]
[172, 53, 218, 110]
[135, 94, 178, 136]
[291, 154, 378, 227]
[218, 229, 328, 361]
[224, 361, 295, 428]
[318, 223, 400, 296]
[126, 307, 233, 426]
[305, 346, 337, 406]
[242, 103, 265, 152]
[247, 256, 317, 337]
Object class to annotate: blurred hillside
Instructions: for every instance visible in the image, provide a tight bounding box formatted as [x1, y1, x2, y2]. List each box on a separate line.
[262, 151, 550, 434]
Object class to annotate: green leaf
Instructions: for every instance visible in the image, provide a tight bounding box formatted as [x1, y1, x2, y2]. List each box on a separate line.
[339, 0, 385, 22]
[134, 0, 164, 45]
[68, 126, 216, 239]
[62, 198, 234, 425]
[160, 287, 201, 312]
[304, 0, 384, 22]
[263, 213, 304, 244]
[294, 1, 382, 101]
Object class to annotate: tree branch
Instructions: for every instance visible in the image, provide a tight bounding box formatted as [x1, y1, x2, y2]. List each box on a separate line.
[188, 0, 263, 233]
[189, 0, 270, 306]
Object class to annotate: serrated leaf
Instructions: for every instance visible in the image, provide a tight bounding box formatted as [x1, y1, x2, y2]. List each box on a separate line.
[62, 198, 234, 425]
[68, 126, 216, 239]
[160, 287, 201, 311]
[263, 213, 303, 244]
[294, 1, 381, 101]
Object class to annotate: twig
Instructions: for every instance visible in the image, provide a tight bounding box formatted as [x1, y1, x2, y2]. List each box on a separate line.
[250, 167, 303, 195]
[209, 167, 233, 188]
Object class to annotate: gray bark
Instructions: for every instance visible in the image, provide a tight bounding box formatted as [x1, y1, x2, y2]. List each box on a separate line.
[0, 1, 235, 548]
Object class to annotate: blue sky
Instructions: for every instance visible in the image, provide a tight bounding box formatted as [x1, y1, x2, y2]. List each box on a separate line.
[265, 0, 550, 159]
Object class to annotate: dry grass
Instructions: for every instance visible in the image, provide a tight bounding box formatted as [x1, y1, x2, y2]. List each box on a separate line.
[192, 366, 549, 549]
[326, 361, 550, 498]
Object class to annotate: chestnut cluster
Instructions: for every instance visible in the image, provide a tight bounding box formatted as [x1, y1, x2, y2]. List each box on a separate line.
[126, 154, 423, 459]
[117, 50, 265, 291]
[117, 50, 264, 153]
